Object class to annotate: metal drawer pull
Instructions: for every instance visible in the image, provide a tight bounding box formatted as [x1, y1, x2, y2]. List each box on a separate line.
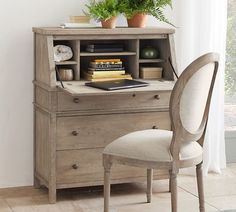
[132, 93, 136, 97]
[72, 164, 79, 169]
[73, 98, 79, 103]
[152, 126, 159, 129]
[72, 131, 78, 136]
[154, 95, 160, 100]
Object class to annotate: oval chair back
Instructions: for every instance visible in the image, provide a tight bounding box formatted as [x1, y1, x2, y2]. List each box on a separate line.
[169, 52, 220, 161]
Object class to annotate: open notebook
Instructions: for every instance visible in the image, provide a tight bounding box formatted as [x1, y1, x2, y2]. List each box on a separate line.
[85, 79, 149, 91]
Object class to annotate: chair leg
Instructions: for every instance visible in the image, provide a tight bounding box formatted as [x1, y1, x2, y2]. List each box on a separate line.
[103, 155, 112, 212]
[169, 176, 172, 192]
[147, 169, 153, 203]
[170, 171, 177, 212]
[196, 163, 205, 212]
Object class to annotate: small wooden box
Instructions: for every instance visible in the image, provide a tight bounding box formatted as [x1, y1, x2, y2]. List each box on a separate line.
[140, 67, 163, 79]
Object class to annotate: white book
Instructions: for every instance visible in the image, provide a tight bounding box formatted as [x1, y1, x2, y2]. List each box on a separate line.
[60, 23, 97, 28]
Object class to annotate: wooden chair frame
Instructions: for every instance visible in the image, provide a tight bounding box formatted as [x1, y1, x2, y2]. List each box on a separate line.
[103, 52, 220, 212]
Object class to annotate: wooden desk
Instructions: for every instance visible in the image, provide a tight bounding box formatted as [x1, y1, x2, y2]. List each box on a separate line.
[33, 27, 177, 203]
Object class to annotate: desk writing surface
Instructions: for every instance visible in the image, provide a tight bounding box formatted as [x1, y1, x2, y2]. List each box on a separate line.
[57, 80, 175, 96]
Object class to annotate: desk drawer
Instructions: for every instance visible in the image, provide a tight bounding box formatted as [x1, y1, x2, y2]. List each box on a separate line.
[56, 148, 168, 185]
[57, 91, 170, 111]
[56, 111, 170, 150]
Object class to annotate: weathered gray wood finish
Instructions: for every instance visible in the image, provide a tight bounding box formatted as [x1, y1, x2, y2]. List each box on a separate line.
[56, 112, 170, 150]
[33, 27, 176, 203]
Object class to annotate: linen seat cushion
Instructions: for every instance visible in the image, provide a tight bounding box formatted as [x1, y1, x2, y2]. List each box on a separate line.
[103, 129, 203, 163]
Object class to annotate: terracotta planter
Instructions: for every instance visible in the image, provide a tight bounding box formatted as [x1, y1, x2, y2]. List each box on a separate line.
[101, 16, 117, 29]
[127, 13, 148, 28]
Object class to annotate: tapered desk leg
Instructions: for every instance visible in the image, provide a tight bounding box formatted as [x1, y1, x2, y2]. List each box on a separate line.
[49, 185, 56, 204]
[34, 176, 41, 189]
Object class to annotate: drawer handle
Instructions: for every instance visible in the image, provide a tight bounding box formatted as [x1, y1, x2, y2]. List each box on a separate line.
[132, 93, 136, 97]
[154, 95, 160, 100]
[72, 164, 79, 169]
[72, 131, 79, 136]
[73, 98, 79, 103]
[152, 125, 159, 129]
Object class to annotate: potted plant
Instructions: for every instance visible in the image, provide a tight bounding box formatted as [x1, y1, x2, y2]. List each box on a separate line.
[85, 0, 120, 28]
[119, 0, 173, 28]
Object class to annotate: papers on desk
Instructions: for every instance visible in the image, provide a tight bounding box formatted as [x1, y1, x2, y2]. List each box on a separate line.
[60, 23, 97, 28]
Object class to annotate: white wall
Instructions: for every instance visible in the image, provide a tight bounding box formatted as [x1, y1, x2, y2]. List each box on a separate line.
[0, 0, 177, 188]
[0, 0, 89, 188]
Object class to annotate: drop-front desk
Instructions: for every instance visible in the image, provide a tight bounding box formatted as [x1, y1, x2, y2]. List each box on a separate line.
[33, 27, 176, 203]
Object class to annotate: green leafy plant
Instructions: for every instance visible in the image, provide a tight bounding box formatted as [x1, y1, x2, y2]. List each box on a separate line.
[119, 0, 173, 26]
[85, 0, 120, 21]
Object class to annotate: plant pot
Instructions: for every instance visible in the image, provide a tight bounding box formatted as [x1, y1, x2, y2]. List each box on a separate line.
[127, 13, 148, 28]
[101, 16, 117, 29]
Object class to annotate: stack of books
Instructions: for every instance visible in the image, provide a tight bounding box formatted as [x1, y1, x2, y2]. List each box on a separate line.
[83, 59, 132, 82]
[61, 16, 96, 28]
[86, 43, 124, 53]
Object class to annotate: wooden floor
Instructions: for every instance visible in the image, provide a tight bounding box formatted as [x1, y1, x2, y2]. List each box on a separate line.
[1, 164, 236, 212]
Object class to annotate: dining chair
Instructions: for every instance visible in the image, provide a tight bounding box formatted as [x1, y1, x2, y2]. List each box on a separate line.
[103, 52, 219, 212]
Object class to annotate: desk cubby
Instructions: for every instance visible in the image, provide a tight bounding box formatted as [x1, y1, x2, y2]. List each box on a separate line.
[33, 27, 177, 203]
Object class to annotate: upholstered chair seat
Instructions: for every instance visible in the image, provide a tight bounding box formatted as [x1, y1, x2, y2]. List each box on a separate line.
[104, 129, 203, 166]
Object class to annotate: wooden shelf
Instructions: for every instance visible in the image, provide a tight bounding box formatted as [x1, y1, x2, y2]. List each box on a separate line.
[55, 61, 77, 65]
[139, 59, 165, 63]
[80, 51, 137, 57]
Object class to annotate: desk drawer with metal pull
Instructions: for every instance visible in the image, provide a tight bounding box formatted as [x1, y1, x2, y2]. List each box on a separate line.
[56, 111, 171, 151]
[57, 91, 171, 112]
[56, 148, 169, 185]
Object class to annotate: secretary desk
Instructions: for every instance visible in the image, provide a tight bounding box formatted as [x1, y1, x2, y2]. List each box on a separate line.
[33, 27, 177, 203]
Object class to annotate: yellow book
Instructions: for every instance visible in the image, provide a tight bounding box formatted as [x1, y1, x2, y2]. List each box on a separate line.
[88, 70, 126, 76]
[89, 75, 133, 82]
[83, 72, 132, 81]
[94, 59, 121, 63]
[90, 61, 122, 65]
